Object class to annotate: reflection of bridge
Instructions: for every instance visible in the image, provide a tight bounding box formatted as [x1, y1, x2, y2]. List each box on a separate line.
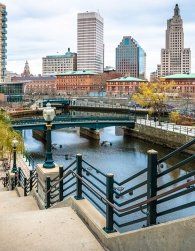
[11, 115, 135, 131]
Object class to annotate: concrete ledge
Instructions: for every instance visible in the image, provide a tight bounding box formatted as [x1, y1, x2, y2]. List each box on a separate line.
[53, 197, 195, 251]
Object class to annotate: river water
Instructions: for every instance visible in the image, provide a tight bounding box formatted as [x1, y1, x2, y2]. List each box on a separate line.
[23, 126, 195, 231]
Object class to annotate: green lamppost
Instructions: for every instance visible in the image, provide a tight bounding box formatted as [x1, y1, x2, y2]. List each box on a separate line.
[11, 138, 18, 173]
[134, 104, 137, 121]
[43, 103, 55, 168]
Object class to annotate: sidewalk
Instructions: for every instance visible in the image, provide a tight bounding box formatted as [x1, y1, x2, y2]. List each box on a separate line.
[136, 118, 195, 136]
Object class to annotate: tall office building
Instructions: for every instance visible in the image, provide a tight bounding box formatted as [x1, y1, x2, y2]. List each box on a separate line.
[158, 4, 191, 77]
[77, 12, 104, 73]
[116, 36, 146, 79]
[0, 4, 7, 82]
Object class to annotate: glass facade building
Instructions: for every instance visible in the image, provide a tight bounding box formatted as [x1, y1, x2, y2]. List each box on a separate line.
[0, 4, 7, 82]
[116, 36, 146, 79]
[0, 82, 25, 102]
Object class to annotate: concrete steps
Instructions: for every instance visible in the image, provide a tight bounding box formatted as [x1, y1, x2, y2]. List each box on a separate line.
[0, 189, 18, 199]
[0, 182, 105, 250]
[0, 206, 105, 251]
[0, 195, 39, 215]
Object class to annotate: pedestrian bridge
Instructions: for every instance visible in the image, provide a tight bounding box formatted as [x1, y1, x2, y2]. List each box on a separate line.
[11, 115, 135, 131]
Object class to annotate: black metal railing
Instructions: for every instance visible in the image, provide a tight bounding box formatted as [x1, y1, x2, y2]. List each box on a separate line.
[17, 167, 37, 196]
[43, 138, 195, 233]
[23, 152, 35, 169]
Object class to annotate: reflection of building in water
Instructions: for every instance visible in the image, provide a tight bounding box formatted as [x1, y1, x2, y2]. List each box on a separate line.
[115, 126, 124, 136]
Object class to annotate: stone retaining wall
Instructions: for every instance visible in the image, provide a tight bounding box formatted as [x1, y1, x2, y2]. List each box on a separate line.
[124, 123, 195, 153]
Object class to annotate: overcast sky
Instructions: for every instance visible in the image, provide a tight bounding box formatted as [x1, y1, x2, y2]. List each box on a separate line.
[2, 0, 195, 78]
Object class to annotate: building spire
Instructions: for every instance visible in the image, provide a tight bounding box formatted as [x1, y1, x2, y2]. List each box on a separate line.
[174, 4, 180, 16]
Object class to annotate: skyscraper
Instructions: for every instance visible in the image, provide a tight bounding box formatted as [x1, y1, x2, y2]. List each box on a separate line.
[116, 36, 146, 79]
[158, 4, 191, 77]
[0, 3, 7, 82]
[77, 12, 104, 73]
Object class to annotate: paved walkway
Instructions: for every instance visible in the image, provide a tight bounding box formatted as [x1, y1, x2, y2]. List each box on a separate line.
[136, 118, 195, 136]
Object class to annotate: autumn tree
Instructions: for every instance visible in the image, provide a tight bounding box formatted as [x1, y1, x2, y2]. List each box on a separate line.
[169, 111, 181, 125]
[132, 81, 175, 124]
[0, 110, 24, 161]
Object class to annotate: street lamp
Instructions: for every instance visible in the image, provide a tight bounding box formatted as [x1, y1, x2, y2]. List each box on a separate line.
[43, 103, 55, 168]
[134, 104, 137, 121]
[11, 138, 18, 173]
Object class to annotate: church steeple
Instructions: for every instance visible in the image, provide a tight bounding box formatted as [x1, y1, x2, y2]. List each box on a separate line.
[22, 60, 31, 77]
[174, 4, 180, 16]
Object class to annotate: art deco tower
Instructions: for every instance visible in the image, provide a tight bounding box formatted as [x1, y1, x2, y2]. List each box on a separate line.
[0, 3, 7, 82]
[158, 4, 191, 77]
[77, 12, 104, 73]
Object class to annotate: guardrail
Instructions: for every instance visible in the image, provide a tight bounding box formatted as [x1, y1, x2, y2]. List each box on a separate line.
[43, 139, 195, 233]
[137, 118, 195, 136]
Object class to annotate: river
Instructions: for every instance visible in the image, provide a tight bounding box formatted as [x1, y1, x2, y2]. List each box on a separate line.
[23, 126, 195, 231]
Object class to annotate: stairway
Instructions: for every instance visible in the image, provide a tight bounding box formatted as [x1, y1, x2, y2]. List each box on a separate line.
[0, 186, 105, 251]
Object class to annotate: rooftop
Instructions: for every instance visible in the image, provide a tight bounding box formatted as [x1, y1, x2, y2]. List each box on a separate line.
[163, 73, 195, 79]
[56, 70, 97, 76]
[108, 76, 146, 82]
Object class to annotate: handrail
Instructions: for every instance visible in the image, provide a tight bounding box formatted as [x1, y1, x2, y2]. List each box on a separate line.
[46, 169, 195, 214]
[158, 137, 195, 164]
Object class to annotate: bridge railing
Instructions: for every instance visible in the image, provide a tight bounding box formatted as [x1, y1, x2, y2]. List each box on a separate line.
[43, 139, 195, 233]
[11, 115, 135, 124]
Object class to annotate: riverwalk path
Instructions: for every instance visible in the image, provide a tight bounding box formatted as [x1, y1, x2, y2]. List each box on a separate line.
[136, 118, 195, 136]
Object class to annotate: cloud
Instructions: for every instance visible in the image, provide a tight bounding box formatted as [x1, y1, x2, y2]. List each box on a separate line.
[2, 0, 195, 77]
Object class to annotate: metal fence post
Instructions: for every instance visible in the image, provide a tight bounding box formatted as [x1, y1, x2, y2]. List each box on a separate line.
[59, 165, 64, 202]
[75, 154, 83, 200]
[104, 173, 115, 233]
[18, 167, 21, 187]
[46, 176, 51, 208]
[147, 149, 158, 226]
[30, 170, 33, 191]
[24, 177, 27, 196]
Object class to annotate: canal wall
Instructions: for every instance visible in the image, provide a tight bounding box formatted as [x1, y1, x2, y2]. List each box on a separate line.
[80, 128, 100, 140]
[124, 123, 195, 153]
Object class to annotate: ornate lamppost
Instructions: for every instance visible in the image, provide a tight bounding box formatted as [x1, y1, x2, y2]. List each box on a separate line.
[43, 103, 55, 168]
[11, 138, 18, 173]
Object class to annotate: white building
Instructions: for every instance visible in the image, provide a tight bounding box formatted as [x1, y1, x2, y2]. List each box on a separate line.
[42, 48, 77, 76]
[77, 12, 104, 73]
[157, 4, 191, 77]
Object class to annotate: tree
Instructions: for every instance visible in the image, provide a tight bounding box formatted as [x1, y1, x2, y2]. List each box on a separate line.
[0, 110, 24, 162]
[132, 81, 175, 124]
[169, 111, 181, 125]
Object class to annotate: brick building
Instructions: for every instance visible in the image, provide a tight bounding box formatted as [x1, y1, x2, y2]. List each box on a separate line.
[106, 76, 146, 97]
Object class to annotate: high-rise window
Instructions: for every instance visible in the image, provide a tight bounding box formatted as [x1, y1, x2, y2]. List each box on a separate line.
[77, 12, 104, 73]
[116, 36, 146, 79]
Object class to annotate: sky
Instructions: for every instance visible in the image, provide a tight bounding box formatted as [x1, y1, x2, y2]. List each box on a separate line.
[2, 0, 195, 79]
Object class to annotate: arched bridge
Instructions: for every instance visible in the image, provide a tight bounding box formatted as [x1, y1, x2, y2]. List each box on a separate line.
[11, 115, 135, 131]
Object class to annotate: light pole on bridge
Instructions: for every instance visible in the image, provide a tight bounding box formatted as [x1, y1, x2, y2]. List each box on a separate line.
[43, 103, 56, 169]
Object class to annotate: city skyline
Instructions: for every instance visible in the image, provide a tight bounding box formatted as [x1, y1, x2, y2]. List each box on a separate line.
[2, 0, 195, 79]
